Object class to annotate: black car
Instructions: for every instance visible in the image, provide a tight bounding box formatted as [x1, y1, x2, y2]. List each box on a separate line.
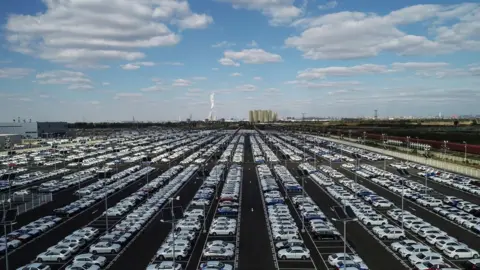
[311, 230, 341, 240]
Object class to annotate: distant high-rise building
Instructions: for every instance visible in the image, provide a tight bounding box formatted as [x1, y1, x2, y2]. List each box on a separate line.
[248, 110, 278, 123]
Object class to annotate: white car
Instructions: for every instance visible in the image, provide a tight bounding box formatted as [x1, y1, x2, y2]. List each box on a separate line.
[377, 229, 406, 240]
[390, 240, 418, 252]
[206, 240, 235, 251]
[372, 200, 392, 208]
[443, 246, 479, 259]
[435, 240, 467, 251]
[209, 225, 235, 236]
[89, 242, 121, 254]
[277, 246, 310, 260]
[273, 230, 299, 241]
[36, 250, 70, 262]
[361, 216, 388, 226]
[202, 247, 234, 260]
[408, 252, 443, 265]
[73, 254, 107, 266]
[399, 244, 430, 258]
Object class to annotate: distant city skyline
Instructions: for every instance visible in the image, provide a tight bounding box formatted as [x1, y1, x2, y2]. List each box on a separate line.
[1, 0, 480, 122]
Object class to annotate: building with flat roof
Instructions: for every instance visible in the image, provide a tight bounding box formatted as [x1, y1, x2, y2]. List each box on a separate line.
[0, 121, 68, 138]
[248, 110, 278, 123]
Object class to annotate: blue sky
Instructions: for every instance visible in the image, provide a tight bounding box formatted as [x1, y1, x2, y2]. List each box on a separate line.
[0, 0, 479, 122]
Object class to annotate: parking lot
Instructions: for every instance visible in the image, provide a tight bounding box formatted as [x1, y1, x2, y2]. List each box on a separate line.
[2, 129, 479, 270]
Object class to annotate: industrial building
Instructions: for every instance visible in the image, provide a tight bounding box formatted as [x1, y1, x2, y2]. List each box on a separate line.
[0, 121, 68, 139]
[248, 110, 278, 123]
[0, 134, 22, 151]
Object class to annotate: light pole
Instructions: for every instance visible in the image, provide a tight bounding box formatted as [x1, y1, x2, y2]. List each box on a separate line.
[443, 140, 448, 159]
[463, 141, 467, 163]
[160, 196, 181, 266]
[401, 181, 404, 231]
[406, 136, 410, 152]
[103, 174, 108, 232]
[332, 209, 358, 268]
[301, 175, 305, 233]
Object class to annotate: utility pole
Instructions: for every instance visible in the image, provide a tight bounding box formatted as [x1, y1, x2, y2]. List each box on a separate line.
[301, 113, 306, 122]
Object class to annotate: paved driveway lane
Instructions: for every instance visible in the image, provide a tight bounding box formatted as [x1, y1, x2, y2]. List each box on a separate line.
[338, 167, 480, 252]
[238, 136, 276, 270]
[284, 162, 407, 270]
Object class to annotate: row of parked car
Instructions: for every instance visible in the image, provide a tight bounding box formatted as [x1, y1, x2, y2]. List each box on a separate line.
[324, 169, 479, 268]
[251, 135, 280, 163]
[257, 164, 310, 260]
[357, 164, 480, 235]
[406, 162, 479, 196]
[265, 135, 304, 162]
[18, 164, 199, 270]
[5, 168, 71, 190]
[55, 166, 151, 216]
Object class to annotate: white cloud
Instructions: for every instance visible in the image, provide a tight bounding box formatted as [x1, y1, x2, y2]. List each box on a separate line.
[141, 84, 165, 92]
[172, 79, 192, 87]
[318, 1, 338, 10]
[297, 62, 456, 79]
[5, 0, 212, 66]
[162, 62, 184, 66]
[230, 72, 242, 77]
[8, 97, 32, 102]
[212, 41, 236, 48]
[286, 80, 361, 89]
[36, 70, 93, 90]
[223, 49, 283, 64]
[102, 82, 110, 86]
[212, 67, 219, 71]
[173, 13, 213, 30]
[253, 76, 262, 80]
[90, 100, 100, 105]
[391, 62, 449, 70]
[121, 63, 140, 70]
[192, 76, 207, 80]
[287, 3, 480, 60]
[0, 67, 34, 79]
[121, 61, 155, 70]
[114, 92, 143, 99]
[236, 84, 257, 92]
[65, 63, 110, 69]
[297, 64, 390, 80]
[216, 0, 303, 25]
[219, 57, 240, 66]
[247, 40, 258, 47]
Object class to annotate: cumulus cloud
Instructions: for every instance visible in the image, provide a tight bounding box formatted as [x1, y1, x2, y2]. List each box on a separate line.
[287, 3, 480, 60]
[5, 0, 213, 66]
[253, 76, 262, 80]
[230, 72, 242, 77]
[36, 70, 93, 90]
[296, 62, 456, 79]
[212, 41, 236, 48]
[219, 57, 240, 66]
[114, 92, 143, 100]
[318, 1, 338, 10]
[121, 61, 155, 70]
[192, 76, 207, 80]
[236, 84, 257, 92]
[172, 78, 192, 87]
[216, 0, 304, 25]
[0, 68, 34, 79]
[222, 49, 283, 64]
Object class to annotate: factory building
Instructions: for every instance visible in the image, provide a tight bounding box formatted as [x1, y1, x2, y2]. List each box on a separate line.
[248, 110, 278, 123]
[0, 121, 68, 139]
